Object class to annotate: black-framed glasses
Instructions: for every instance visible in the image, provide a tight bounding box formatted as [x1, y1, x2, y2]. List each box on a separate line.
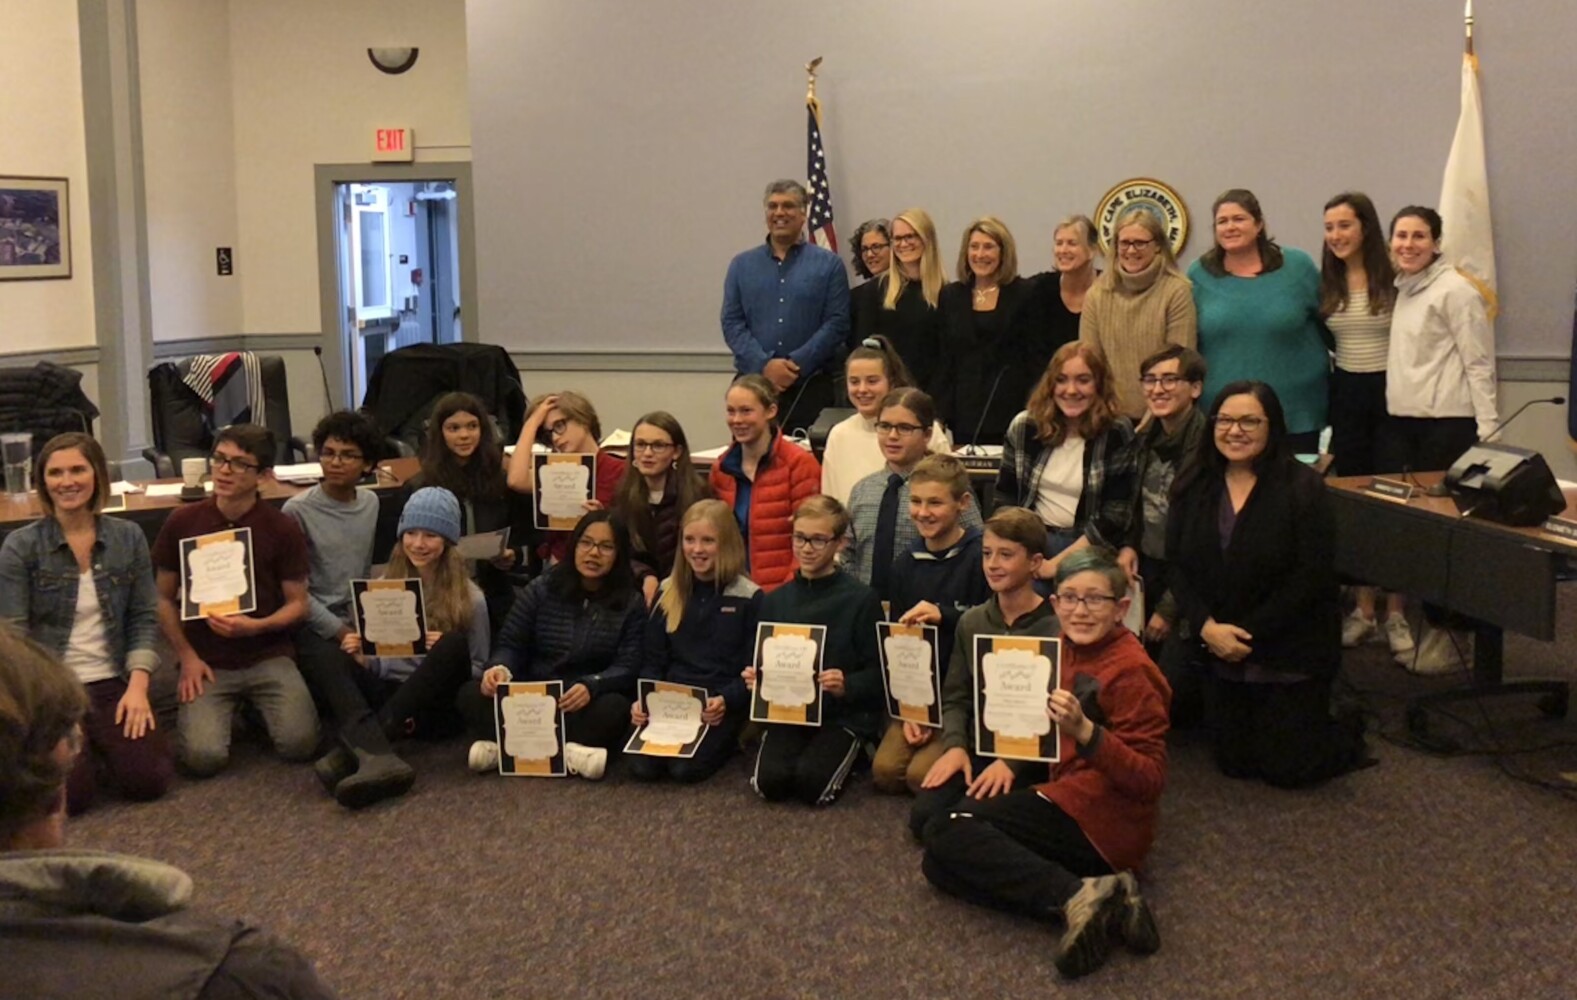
[209, 453, 260, 473]
[1139, 374, 1190, 390]
[860, 242, 891, 256]
[1053, 593, 1118, 611]
[791, 533, 836, 552]
[1118, 238, 1156, 251]
[547, 419, 572, 437]
[1215, 415, 1267, 432]
[319, 450, 366, 465]
[575, 537, 618, 555]
[631, 440, 674, 454]
[892, 233, 922, 246]
[874, 421, 925, 436]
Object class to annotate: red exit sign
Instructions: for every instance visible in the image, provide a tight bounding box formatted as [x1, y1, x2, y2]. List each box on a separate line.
[371, 126, 414, 162]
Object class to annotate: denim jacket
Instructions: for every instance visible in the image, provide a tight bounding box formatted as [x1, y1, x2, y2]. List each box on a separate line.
[0, 515, 161, 675]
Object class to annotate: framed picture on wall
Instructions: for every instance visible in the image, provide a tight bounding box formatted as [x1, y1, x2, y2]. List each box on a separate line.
[0, 176, 71, 281]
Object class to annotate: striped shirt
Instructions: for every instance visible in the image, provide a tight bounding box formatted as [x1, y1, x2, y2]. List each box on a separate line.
[1326, 289, 1390, 373]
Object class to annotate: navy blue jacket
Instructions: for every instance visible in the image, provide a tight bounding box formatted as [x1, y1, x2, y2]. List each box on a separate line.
[489, 573, 645, 697]
[642, 577, 763, 712]
[886, 526, 991, 680]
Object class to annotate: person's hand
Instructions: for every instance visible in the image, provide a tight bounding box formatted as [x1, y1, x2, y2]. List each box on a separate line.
[1035, 555, 1061, 581]
[560, 683, 592, 713]
[742, 666, 757, 691]
[582, 499, 606, 513]
[115, 683, 156, 740]
[763, 358, 799, 391]
[205, 613, 255, 638]
[901, 721, 933, 747]
[966, 759, 1016, 799]
[339, 631, 363, 657]
[177, 653, 214, 704]
[529, 394, 560, 422]
[642, 575, 660, 609]
[1201, 619, 1253, 663]
[819, 669, 845, 697]
[480, 665, 511, 698]
[490, 548, 517, 570]
[898, 601, 942, 626]
[701, 696, 726, 726]
[1142, 613, 1172, 644]
[1049, 688, 1095, 745]
[920, 746, 972, 789]
[630, 701, 649, 727]
[1116, 546, 1140, 580]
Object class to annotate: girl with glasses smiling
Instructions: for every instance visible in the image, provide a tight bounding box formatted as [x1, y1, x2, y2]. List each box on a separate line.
[611, 410, 710, 608]
[820, 335, 949, 505]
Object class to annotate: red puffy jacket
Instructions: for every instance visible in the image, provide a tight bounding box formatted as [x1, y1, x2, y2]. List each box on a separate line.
[708, 432, 822, 591]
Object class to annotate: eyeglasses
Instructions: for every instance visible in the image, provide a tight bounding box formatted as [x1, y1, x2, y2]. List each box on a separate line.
[575, 537, 618, 556]
[209, 453, 260, 473]
[1139, 374, 1190, 390]
[547, 419, 572, 437]
[1053, 593, 1118, 611]
[631, 440, 675, 454]
[892, 233, 922, 246]
[860, 242, 891, 256]
[1215, 415, 1268, 432]
[874, 421, 925, 436]
[1118, 238, 1156, 251]
[319, 450, 366, 465]
[791, 533, 836, 552]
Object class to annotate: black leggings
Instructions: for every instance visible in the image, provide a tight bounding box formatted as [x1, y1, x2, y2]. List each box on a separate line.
[293, 628, 393, 757]
[750, 725, 863, 806]
[1204, 673, 1360, 788]
[375, 630, 475, 740]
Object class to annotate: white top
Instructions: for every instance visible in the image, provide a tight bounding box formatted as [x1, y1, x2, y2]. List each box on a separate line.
[1033, 437, 1085, 529]
[1326, 289, 1390, 373]
[62, 570, 117, 685]
[820, 413, 951, 505]
[1386, 260, 1498, 438]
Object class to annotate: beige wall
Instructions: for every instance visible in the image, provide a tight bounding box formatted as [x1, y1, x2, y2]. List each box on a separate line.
[0, 0, 95, 353]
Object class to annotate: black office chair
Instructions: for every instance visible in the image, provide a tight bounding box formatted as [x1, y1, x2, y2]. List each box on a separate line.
[360, 343, 526, 458]
[806, 407, 854, 463]
[0, 361, 99, 454]
[144, 355, 311, 478]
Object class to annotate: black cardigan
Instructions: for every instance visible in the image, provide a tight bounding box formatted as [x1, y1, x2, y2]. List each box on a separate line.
[852, 275, 943, 395]
[935, 274, 1053, 446]
[1165, 460, 1340, 679]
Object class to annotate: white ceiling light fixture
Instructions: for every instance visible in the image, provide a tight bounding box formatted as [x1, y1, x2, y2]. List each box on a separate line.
[368, 47, 420, 75]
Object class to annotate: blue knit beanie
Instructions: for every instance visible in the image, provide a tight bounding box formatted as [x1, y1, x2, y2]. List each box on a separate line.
[397, 487, 462, 544]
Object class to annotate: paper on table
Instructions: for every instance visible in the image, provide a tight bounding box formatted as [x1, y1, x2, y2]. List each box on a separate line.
[600, 428, 631, 449]
[273, 462, 323, 482]
[981, 648, 1055, 741]
[146, 482, 212, 497]
[109, 481, 143, 496]
[456, 528, 508, 561]
[691, 445, 729, 462]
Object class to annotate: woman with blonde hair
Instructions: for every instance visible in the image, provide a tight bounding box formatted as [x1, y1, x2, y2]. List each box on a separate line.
[1032, 214, 1102, 363]
[1081, 207, 1197, 419]
[628, 499, 763, 783]
[853, 208, 947, 392]
[995, 341, 1137, 580]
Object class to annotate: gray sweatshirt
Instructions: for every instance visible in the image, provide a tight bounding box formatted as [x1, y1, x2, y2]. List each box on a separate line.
[282, 484, 379, 639]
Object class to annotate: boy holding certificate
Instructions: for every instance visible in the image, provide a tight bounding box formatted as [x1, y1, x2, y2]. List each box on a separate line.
[872, 454, 990, 795]
[744, 496, 882, 806]
[920, 548, 1171, 980]
[151, 425, 319, 776]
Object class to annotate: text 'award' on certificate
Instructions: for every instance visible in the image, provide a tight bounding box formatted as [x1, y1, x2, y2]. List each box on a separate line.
[533, 452, 596, 530]
[877, 622, 942, 728]
[495, 680, 565, 777]
[748, 622, 826, 727]
[973, 634, 1061, 763]
[179, 527, 257, 621]
[351, 578, 428, 657]
[625, 680, 708, 758]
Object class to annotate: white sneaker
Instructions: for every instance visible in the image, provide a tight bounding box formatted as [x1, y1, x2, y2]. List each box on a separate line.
[1402, 625, 1469, 676]
[1383, 613, 1415, 656]
[1341, 611, 1378, 648]
[563, 741, 607, 781]
[468, 740, 500, 773]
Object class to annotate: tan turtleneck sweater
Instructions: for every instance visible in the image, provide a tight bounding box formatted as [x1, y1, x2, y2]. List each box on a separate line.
[1079, 258, 1198, 418]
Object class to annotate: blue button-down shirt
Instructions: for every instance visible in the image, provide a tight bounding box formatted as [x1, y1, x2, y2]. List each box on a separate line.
[721, 239, 850, 376]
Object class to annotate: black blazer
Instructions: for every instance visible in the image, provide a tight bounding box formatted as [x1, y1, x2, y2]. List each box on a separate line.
[936, 275, 1050, 446]
[1165, 460, 1340, 679]
[852, 275, 943, 395]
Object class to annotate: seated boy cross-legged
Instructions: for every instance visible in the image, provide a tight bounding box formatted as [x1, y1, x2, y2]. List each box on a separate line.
[919, 547, 1171, 980]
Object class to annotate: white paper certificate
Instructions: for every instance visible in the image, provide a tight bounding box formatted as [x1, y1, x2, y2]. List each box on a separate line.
[178, 527, 257, 620]
[351, 578, 428, 657]
[625, 680, 708, 758]
[877, 622, 942, 727]
[456, 527, 509, 561]
[748, 622, 827, 726]
[973, 634, 1061, 763]
[495, 681, 565, 777]
[533, 452, 596, 529]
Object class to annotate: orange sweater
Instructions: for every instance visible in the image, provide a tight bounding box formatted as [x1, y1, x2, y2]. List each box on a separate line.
[708, 432, 822, 591]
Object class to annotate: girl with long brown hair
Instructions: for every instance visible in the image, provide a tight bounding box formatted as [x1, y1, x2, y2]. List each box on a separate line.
[611, 411, 710, 607]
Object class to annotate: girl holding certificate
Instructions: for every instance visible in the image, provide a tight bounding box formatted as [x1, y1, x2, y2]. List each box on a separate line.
[0, 432, 174, 813]
[921, 548, 1170, 980]
[612, 411, 710, 607]
[744, 495, 882, 806]
[462, 510, 645, 780]
[508, 390, 627, 567]
[316, 488, 490, 796]
[629, 500, 762, 783]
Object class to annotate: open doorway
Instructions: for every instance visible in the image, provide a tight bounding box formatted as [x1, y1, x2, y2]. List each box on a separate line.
[314, 163, 477, 411]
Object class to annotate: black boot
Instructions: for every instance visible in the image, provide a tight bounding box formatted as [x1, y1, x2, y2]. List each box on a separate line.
[312, 745, 356, 794]
[332, 749, 415, 809]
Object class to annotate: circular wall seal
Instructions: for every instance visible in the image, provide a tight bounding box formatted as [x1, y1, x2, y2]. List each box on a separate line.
[1095, 179, 1189, 258]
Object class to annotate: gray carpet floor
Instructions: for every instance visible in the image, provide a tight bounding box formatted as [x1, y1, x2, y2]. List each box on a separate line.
[70, 591, 1577, 1000]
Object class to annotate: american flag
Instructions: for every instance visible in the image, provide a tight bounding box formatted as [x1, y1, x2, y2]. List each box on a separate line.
[806, 97, 838, 252]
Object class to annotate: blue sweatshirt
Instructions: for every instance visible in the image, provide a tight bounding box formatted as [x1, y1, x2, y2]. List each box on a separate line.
[642, 576, 763, 712]
[886, 526, 991, 681]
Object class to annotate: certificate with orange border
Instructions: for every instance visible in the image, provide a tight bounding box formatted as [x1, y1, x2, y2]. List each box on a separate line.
[877, 622, 942, 727]
[178, 527, 257, 620]
[494, 680, 566, 776]
[624, 680, 709, 758]
[748, 622, 826, 726]
[972, 634, 1061, 763]
[533, 452, 597, 530]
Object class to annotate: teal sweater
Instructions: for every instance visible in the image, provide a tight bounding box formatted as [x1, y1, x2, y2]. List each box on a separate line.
[758, 569, 884, 740]
[1188, 247, 1329, 436]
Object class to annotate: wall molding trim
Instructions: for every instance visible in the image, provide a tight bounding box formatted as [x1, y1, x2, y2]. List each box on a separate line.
[511, 351, 736, 373]
[0, 346, 103, 367]
[149, 333, 328, 359]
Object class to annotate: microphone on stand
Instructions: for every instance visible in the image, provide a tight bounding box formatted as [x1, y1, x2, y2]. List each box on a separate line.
[1423, 396, 1565, 496]
[963, 367, 1009, 455]
[313, 345, 336, 414]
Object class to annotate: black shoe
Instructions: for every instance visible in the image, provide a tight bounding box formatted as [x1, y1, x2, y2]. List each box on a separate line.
[1114, 872, 1161, 955]
[312, 746, 356, 794]
[333, 751, 415, 810]
[1055, 875, 1123, 979]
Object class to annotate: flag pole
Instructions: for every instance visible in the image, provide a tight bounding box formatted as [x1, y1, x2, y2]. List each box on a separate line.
[1464, 0, 1474, 59]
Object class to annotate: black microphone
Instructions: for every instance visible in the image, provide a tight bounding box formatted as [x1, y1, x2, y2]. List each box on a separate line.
[313, 345, 335, 413]
[963, 366, 1009, 454]
[1481, 396, 1565, 442]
